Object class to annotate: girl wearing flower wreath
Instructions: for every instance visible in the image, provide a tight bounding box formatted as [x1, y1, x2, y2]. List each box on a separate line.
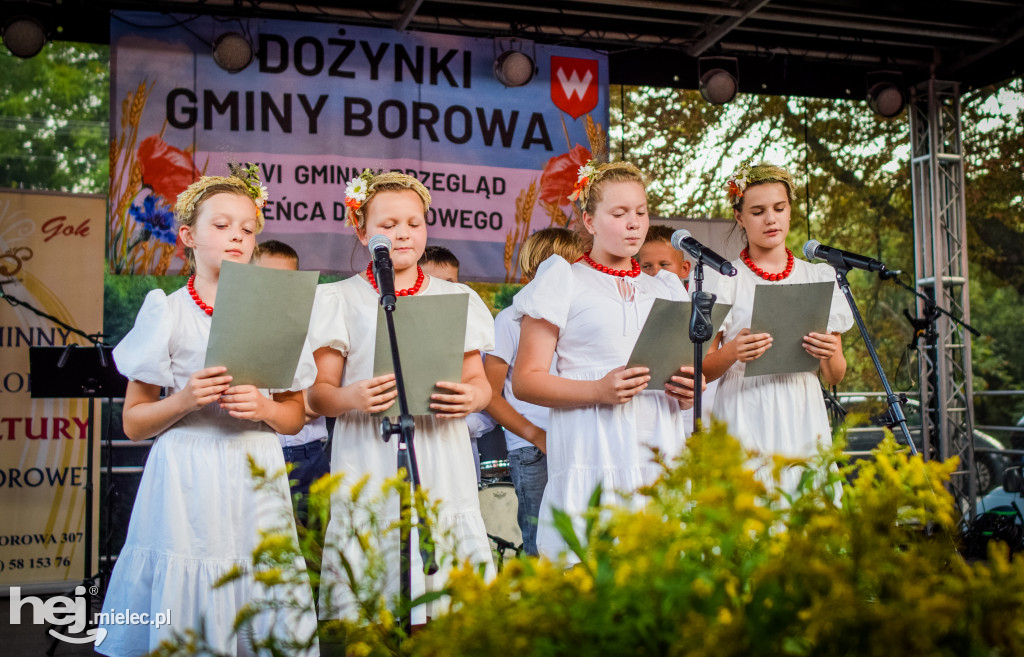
[702, 162, 853, 495]
[308, 170, 495, 620]
[100, 165, 319, 657]
[511, 161, 702, 563]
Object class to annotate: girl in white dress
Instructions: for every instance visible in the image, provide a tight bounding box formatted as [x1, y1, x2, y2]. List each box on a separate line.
[100, 167, 319, 657]
[308, 170, 495, 621]
[511, 161, 702, 563]
[702, 162, 853, 494]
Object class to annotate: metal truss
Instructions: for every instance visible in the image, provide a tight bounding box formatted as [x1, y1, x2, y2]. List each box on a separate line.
[908, 78, 977, 520]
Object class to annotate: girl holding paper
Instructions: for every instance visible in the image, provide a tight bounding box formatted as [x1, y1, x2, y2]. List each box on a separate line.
[307, 170, 494, 620]
[100, 165, 319, 657]
[511, 161, 702, 563]
[702, 162, 853, 495]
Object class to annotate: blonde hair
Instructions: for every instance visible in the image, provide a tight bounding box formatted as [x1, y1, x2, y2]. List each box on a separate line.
[347, 171, 432, 232]
[577, 161, 647, 216]
[175, 176, 265, 272]
[731, 162, 797, 209]
[518, 228, 584, 281]
[574, 161, 647, 247]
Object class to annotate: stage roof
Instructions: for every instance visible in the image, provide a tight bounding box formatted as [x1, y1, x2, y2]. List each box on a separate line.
[6, 0, 1023, 99]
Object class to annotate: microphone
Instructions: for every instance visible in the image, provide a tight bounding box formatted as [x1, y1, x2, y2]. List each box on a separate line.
[879, 269, 902, 281]
[670, 229, 737, 276]
[368, 234, 396, 309]
[803, 239, 887, 273]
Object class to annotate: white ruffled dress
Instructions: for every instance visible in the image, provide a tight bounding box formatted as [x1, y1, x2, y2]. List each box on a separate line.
[98, 288, 319, 657]
[308, 275, 496, 621]
[512, 256, 692, 562]
[704, 257, 854, 491]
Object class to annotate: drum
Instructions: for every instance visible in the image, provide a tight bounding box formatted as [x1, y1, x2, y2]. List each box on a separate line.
[477, 426, 510, 481]
[478, 482, 523, 566]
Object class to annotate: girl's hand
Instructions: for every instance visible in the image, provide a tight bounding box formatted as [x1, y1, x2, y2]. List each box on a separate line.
[803, 331, 840, 360]
[431, 381, 481, 418]
[734, 328, 773, 362]
[595, 366, 650, 405]
[184, 366, 232, 412]
[666, 367, 705, 408]
[342, 374, 398, 414]
[219, 384, 271, 421]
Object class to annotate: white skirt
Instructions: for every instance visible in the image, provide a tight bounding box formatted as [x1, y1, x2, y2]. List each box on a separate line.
[96, 428, 318, 657]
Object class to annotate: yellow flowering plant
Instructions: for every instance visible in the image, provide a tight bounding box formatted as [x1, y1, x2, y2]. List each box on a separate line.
[150, 426, 1024, 657]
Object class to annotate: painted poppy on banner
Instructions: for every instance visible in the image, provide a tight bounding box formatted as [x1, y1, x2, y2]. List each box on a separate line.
[550, 56, 599, 119]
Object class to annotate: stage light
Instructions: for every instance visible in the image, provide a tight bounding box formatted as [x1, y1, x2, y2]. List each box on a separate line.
[493, 39, 536, 87]
[213, 32, 254, 73]
[3, 15, 47, 58]
[867, 72, 907, 118]
[698, 57, 739, 104]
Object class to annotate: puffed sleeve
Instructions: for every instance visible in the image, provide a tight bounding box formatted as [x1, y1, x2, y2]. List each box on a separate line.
[458, 284, 495, 353]
[512, 255, 573, 330]
[819, 263, 855, 334]
[307, 283, 350, 356]
[112, 289, 174, 388]
[652, 269, 690, 301]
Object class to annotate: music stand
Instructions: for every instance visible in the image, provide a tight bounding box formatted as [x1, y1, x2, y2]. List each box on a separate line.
[29, 345, 126, 654]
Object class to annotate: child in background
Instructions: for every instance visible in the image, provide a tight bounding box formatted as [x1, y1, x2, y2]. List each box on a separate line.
[419, 244, 496, 481]
[100, 166, 318, 656]
[419, 244, 461, 283]
[511, 161, 702, 562]
[256, 238, 331, 527]
[638, 224, 692, 284]
[639, 223, 718, 425]
[308, 170, 495, 619]
[484, 227, 583, 556]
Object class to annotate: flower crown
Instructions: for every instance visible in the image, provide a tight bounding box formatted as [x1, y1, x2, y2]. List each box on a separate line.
[228, 162, 269, 209]
[725, 161, 752, 203]
[344, 168, 375, 225]
[725, 161, 796, 206]
[568, 160, 599, 204]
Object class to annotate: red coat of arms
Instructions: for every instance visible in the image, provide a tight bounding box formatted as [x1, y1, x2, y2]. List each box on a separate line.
[550, 56, 599, 119]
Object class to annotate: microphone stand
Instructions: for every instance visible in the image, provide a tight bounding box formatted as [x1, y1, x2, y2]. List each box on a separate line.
[687, 260, 716, 434]
[373, 264, 438, 638]
[883, 272, 981, 341]
[3, 278, 121, 653]
[830, 267, 916, 453]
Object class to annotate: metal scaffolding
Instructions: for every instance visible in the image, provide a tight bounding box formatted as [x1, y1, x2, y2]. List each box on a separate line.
[908, 78, 977, 520]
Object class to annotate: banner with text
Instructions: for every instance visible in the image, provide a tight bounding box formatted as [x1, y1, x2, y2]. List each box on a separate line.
[109, 13, 609, 281]
[0, 189, 105, 590]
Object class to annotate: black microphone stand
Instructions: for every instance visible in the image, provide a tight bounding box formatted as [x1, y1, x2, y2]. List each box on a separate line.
[3, 278, 123, 653]
[687, 260, 716, 434]
[830, 267, 916, 453]
[884, 272, 981, 341]
[372, 263, 438, 638]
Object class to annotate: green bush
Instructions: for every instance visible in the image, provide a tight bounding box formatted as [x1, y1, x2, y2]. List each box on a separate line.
[153, 427, 1024, 657]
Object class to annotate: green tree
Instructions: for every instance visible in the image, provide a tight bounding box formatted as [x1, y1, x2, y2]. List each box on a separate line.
[609, 81, 1024, 414]
[0, 40, 109, 193]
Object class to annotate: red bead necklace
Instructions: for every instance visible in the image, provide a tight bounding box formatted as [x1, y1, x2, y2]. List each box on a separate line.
[741, 247, 794, 282]
[580, 251, 641, 278]
[366, 262, 425, 297]
[187, 275, 214, 316]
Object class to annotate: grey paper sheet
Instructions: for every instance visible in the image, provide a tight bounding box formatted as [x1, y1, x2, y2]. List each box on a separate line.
[373, 293, 468, 416]
[627, 299, 731, 388]
[744, 281, 834, 377]
[204, 260, 319, 389]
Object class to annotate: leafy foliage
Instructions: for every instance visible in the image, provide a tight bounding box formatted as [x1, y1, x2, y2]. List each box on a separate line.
[150, 427, 1024, 657]
[413, 428, 1024, 657]
[0, 41, 108, 192]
